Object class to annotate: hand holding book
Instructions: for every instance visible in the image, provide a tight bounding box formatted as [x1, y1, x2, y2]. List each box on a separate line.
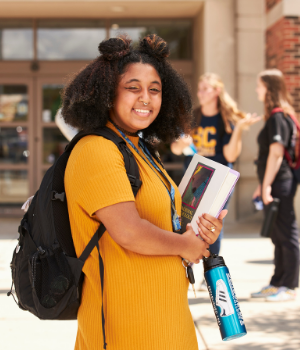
[180, 210, 228, 263]
[178, 154, 240, 235]
[196, 211, 228, 245]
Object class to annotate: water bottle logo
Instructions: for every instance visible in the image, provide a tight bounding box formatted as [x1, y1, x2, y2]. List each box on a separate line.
[216, 279, 234, 317]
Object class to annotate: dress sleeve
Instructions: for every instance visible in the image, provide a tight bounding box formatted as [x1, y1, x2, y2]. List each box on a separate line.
[267, 112, 291, 148]
[70, 136, 135, 217]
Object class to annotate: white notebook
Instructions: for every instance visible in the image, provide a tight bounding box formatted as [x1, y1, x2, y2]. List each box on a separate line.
[178, 154, 240, 234]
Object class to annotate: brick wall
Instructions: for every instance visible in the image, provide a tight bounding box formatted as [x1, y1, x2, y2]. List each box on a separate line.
[266, 0, 282, 12]
[266, 17, 300, 115]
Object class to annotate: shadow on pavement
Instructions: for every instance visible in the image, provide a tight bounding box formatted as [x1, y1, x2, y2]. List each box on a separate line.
[188, 297, 210, 305]
[194, 307, 300, 340]
[246, 259, 273, 264]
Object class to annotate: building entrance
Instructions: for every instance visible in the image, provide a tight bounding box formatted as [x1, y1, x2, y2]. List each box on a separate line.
[0, 68, 74, 215]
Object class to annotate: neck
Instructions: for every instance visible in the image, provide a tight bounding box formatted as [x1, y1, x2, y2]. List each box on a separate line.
[201, 100, 219, 117]
[109, 118, 139, 137]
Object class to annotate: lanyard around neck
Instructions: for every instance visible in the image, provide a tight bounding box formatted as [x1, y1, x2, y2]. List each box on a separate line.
[117, 128, 181, 232]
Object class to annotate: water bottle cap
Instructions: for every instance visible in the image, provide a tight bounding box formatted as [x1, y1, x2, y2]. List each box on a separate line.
[203, 254, 226, 272]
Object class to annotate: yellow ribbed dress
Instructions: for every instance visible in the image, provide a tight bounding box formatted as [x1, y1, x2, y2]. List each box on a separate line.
[65, 122, 198, 350]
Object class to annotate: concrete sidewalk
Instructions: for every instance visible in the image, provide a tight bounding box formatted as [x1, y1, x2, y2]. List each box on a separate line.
[0, 216, 299, 350]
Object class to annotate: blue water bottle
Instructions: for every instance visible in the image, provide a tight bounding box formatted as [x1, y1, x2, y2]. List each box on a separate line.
[203, 254, 247, 341]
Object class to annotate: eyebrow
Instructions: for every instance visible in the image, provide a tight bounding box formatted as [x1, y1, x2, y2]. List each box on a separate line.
[125, 78, 161, 85]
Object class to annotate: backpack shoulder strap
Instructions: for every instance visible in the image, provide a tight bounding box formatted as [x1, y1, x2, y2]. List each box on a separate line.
[66, 127, 142, 197]
[73, 126, 142, 264]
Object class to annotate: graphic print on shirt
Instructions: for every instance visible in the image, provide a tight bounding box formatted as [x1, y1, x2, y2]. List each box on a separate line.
[192, 126, 217, 157]
[216, 279, 234, 317]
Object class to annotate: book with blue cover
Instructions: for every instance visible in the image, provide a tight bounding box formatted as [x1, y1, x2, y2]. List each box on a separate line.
[178, 154, 240, 234]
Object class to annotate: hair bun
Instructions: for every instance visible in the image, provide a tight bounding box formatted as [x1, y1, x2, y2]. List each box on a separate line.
[98, 35, 132, 60]
[139, 34, 169, 61]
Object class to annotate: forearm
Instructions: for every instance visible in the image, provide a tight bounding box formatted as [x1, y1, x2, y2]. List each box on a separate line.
[118, 218, 186, 256]
[223, 125, 243, 163]
[262, 153, 283, 189]
[96, 202, 187, 257]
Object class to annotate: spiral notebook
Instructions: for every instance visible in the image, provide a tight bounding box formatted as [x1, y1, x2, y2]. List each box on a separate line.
[178, 154, 240, 234]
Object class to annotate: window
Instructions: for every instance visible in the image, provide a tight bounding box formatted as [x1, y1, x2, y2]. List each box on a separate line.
[110, 19, 193, 60]
[37, 20, 106, 60]
[0, 19, 193, 61]
[0, 20, 33, 60]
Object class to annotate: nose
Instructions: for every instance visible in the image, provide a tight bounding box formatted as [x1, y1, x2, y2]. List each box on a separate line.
[139, 88, 150, 104]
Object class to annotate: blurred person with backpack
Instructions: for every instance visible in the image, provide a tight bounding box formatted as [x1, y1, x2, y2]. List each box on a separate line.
[251, 69, 299, 301]
[171, 73, 260, 263]
[60, 35, 228, 350]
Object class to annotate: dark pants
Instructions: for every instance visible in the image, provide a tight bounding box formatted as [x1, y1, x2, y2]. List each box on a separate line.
[266, 178, 300, 289]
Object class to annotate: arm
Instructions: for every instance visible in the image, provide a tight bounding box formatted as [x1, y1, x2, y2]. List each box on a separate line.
[170, 135, 193, 156]
[262, 142, 284, 205]
[96, 202, 227, 263]
[223, 113, 261, 163]
[223, 124, 243, 163]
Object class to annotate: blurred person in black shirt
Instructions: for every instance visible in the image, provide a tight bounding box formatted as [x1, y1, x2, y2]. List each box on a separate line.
[251, 69, 299, 301]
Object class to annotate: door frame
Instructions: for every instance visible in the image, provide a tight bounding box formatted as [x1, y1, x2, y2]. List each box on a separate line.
[0, 76, 35, 199]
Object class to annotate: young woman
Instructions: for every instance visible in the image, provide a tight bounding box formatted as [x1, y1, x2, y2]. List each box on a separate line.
[171, 73, 260, 258]
[62, 35, 227, 350]
[251, 69, 299, 301]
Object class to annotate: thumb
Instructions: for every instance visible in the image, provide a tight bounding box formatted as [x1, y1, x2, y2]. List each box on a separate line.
[186, 223, 194, 232]
[218, 209, 228, 221]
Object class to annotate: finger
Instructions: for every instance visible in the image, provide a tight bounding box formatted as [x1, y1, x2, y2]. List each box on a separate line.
[218, 209, 228, 221]
[194, 259, 200, 264]
[198, 222, 214, 244]
[185, 223, 194, 233]
[197, 225, 211, 243]
[202, 213, 220, 227]
[199, 215, 217, 232]
[203, 249, 210, 258]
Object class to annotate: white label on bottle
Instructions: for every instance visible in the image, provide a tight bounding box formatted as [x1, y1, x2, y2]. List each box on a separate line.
[216, 279, 234, 317]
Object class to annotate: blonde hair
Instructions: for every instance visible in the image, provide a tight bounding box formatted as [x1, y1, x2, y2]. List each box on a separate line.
[199, 73, 245, 133]
[259, 69, 295, 120]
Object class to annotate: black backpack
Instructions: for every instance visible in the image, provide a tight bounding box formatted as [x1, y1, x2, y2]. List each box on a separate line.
[8, 127, 142, 349]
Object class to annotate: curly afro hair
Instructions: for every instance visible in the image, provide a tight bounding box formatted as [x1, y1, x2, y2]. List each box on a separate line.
[61, 34, 193, 145]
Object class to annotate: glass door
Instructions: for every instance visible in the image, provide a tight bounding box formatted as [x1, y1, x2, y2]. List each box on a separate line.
[36, 77, 68, 185]
[0, 79, 34, 207]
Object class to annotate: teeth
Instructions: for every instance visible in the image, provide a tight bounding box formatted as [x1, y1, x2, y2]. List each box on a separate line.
[134, 109, 150, 114]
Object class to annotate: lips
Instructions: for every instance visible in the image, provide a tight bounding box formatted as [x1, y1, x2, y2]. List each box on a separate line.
[133, 108, 151, 117]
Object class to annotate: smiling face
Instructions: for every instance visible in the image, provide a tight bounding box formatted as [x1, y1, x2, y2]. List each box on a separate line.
[109, 63, 162, 133]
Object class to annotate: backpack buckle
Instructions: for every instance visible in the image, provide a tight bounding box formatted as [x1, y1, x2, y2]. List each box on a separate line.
[51, 191, 65, 202]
